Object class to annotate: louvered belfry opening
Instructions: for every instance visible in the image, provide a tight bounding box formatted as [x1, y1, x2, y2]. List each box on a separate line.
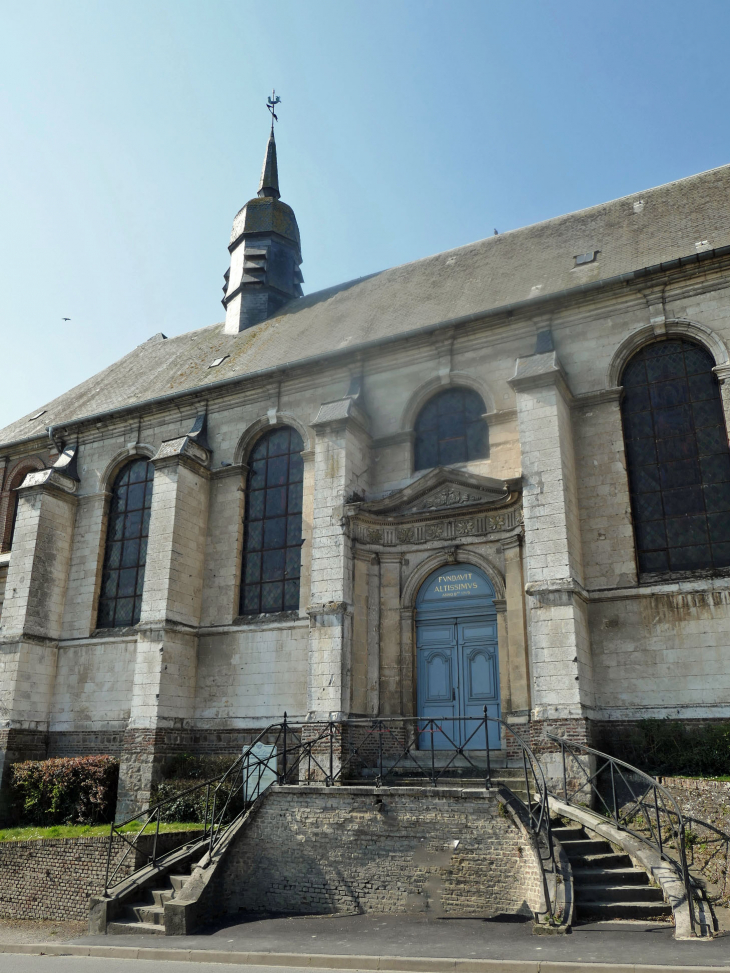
[97, 458, 154, 627]
[240, 426, 304, 615]
[621, 338, 730, 575]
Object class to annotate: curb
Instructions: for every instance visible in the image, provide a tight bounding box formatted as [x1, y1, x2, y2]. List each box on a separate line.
[0, 943, 728, 973]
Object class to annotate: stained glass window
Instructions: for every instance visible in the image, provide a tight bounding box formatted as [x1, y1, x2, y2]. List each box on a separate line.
[414, 388, 488, 471]
[621, 339, 730, 575]
[97, 458, 154, 628]
[240, 426, 304, 615]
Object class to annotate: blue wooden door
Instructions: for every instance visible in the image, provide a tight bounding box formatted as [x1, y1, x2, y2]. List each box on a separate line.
[416, 620, 458, 750]
[416, 564, 501, 750]
[459, 619, 501, 749]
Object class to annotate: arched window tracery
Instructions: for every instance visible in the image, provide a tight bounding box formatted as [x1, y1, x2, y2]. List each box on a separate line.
[621, 338, 730, 575]
[97, 458, 154, 628]
[414, 388, 488, 471]
[240, 426, 304, 616]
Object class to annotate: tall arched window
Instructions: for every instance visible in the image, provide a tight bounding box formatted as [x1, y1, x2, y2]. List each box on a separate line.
[97, 458, 154, 628]
[414, 388, 488, 471]
[240, 426, 304, 615]
[621, 338, 730, 575]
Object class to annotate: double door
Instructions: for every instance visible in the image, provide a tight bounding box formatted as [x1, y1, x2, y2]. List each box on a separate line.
[416, 614, 501, 749]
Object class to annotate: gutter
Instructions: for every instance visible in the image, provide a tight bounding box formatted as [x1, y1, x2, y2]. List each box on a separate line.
[4, 244, 728, 453]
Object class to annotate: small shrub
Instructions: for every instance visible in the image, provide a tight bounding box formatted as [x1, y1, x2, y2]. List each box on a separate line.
[9, 755, 119, 826]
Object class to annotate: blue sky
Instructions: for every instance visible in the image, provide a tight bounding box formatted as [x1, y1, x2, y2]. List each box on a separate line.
[2, 0, 730, 430]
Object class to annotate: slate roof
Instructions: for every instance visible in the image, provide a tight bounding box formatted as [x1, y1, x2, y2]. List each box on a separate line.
[3, 163, 730, 448]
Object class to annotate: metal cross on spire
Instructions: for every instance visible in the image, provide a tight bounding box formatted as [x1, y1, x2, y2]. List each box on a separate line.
[266, 90, 281, 131]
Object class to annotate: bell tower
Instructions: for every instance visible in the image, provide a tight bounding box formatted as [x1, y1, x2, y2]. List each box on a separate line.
[223, 101, 303, 333]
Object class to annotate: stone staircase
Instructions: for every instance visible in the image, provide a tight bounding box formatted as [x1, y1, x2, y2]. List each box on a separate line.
[107, 861, 196, 935]
[553, 820, 672, 922]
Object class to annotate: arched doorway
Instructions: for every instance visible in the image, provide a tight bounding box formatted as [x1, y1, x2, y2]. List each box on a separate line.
[416, 564, 501, 749]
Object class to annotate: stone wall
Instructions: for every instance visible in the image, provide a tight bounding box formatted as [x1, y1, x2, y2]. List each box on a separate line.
[0, 830, 199, 921]
[657, 776, 730, 908]
[214, 785, 543, 918]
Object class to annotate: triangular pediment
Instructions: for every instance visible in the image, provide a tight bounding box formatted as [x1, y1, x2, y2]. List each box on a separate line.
[357, 467, 515, 518]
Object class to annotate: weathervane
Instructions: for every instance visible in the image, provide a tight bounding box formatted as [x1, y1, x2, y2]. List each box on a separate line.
[267, 90, 281, 130]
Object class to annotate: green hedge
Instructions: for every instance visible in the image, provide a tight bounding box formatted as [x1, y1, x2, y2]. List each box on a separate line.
[9, 755, 119, 825]
[153, 753, 243, 824]
[610, 720, 730, 777]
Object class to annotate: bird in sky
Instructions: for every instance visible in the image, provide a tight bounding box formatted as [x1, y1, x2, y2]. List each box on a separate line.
[62, 317, 71, 322]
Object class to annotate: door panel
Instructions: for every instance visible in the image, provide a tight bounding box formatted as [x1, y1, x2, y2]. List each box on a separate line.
[459, 620, 501, 749]
[416, 621, 457, 750]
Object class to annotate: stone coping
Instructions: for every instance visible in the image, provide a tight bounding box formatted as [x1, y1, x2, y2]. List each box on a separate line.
[0, 943, 728, 973]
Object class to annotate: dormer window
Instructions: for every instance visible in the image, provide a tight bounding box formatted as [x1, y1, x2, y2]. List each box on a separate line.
[574, 251, 598, 266]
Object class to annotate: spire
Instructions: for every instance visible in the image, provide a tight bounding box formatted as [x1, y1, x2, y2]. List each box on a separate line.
[258, 128, 280, 199]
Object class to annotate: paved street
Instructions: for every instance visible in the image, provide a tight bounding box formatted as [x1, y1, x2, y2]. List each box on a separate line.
[0, 960, 313, 973]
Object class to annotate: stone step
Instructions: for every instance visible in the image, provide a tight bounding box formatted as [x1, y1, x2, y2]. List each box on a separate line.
[576, 900, 673, 921]
[107, 920, 166, 936]
[127, 902, 165, 925]
[573, 867, 650, 886]
[576, 884, 665, 903]
[151, 888, 174, 907]
[169, 873, 191, 892]
[552, 826, 586, 841]
[560, 838, 614, 856]
[569, 852, 634, 869]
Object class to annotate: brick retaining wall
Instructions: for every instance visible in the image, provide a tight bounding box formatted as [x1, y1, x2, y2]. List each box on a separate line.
[0, 830, 200, 922]
[214, 785, 543, 918]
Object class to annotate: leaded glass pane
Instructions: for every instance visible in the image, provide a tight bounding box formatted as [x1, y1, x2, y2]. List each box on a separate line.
[97, 459, 154, 628]
[414, 388, 488, 471]
[240, 426, 303, 615]
[621, 338, 730, 577]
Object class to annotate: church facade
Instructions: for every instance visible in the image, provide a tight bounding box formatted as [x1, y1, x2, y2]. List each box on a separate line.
[1, 132, 730, 814]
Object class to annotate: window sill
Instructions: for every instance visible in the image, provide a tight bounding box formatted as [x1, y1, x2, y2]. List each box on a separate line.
[639, 566, 730, 585]
[232, 611, 301, 626]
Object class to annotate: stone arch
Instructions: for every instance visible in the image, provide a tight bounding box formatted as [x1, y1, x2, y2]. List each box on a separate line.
[607, 319, 730, 388]
[234, 412, 312, 466]
[400, 371, 495, 434]
[99, 444, 156, 494]
[402, 547, 506, 609]
[1, 455, 46, 552]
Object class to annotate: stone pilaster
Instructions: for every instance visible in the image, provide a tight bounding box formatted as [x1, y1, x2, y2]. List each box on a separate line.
[509, 351, 594, 780]
[306, 397, 370, 720]
[0, 462, 78, 810]
[117, 434, 211, 818]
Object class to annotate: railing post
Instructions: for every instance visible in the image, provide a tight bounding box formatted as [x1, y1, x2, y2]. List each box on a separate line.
[430, 719, 436, 787]
[610, 762, 618, 827]
[328, 721, 334, 786]
[378, 719, 384, 784]
[483, 706, 491, 789]
[152, 809, 160, 866]
[282, 711, 288, 785]
[654, 787, 663, 855]
[561, 741, 568, 802]
[104, 819, 114, 897]
[203, 783, 210, 836]
[522, 750, 531, 820]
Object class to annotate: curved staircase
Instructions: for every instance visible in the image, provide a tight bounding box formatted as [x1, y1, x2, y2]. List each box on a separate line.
[552, 819, 671, 922]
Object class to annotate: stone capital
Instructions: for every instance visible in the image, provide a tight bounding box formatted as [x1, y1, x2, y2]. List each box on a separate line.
[312, 397, 371, 436]
[151, 436, 211, 473]
[508, 350, 573, 403]
[17, 468, 78, 498]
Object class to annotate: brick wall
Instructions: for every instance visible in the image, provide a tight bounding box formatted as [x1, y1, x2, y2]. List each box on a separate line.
[214, 785, 543, 918]
[0, 830, 200, 921]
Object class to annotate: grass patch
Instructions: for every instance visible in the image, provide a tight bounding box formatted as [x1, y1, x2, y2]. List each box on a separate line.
[0, 821, 203, 842]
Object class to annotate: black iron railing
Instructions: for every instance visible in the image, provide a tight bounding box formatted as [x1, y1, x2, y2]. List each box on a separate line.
[104, 712, 559, 923]
[547, 732, 698, 934]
